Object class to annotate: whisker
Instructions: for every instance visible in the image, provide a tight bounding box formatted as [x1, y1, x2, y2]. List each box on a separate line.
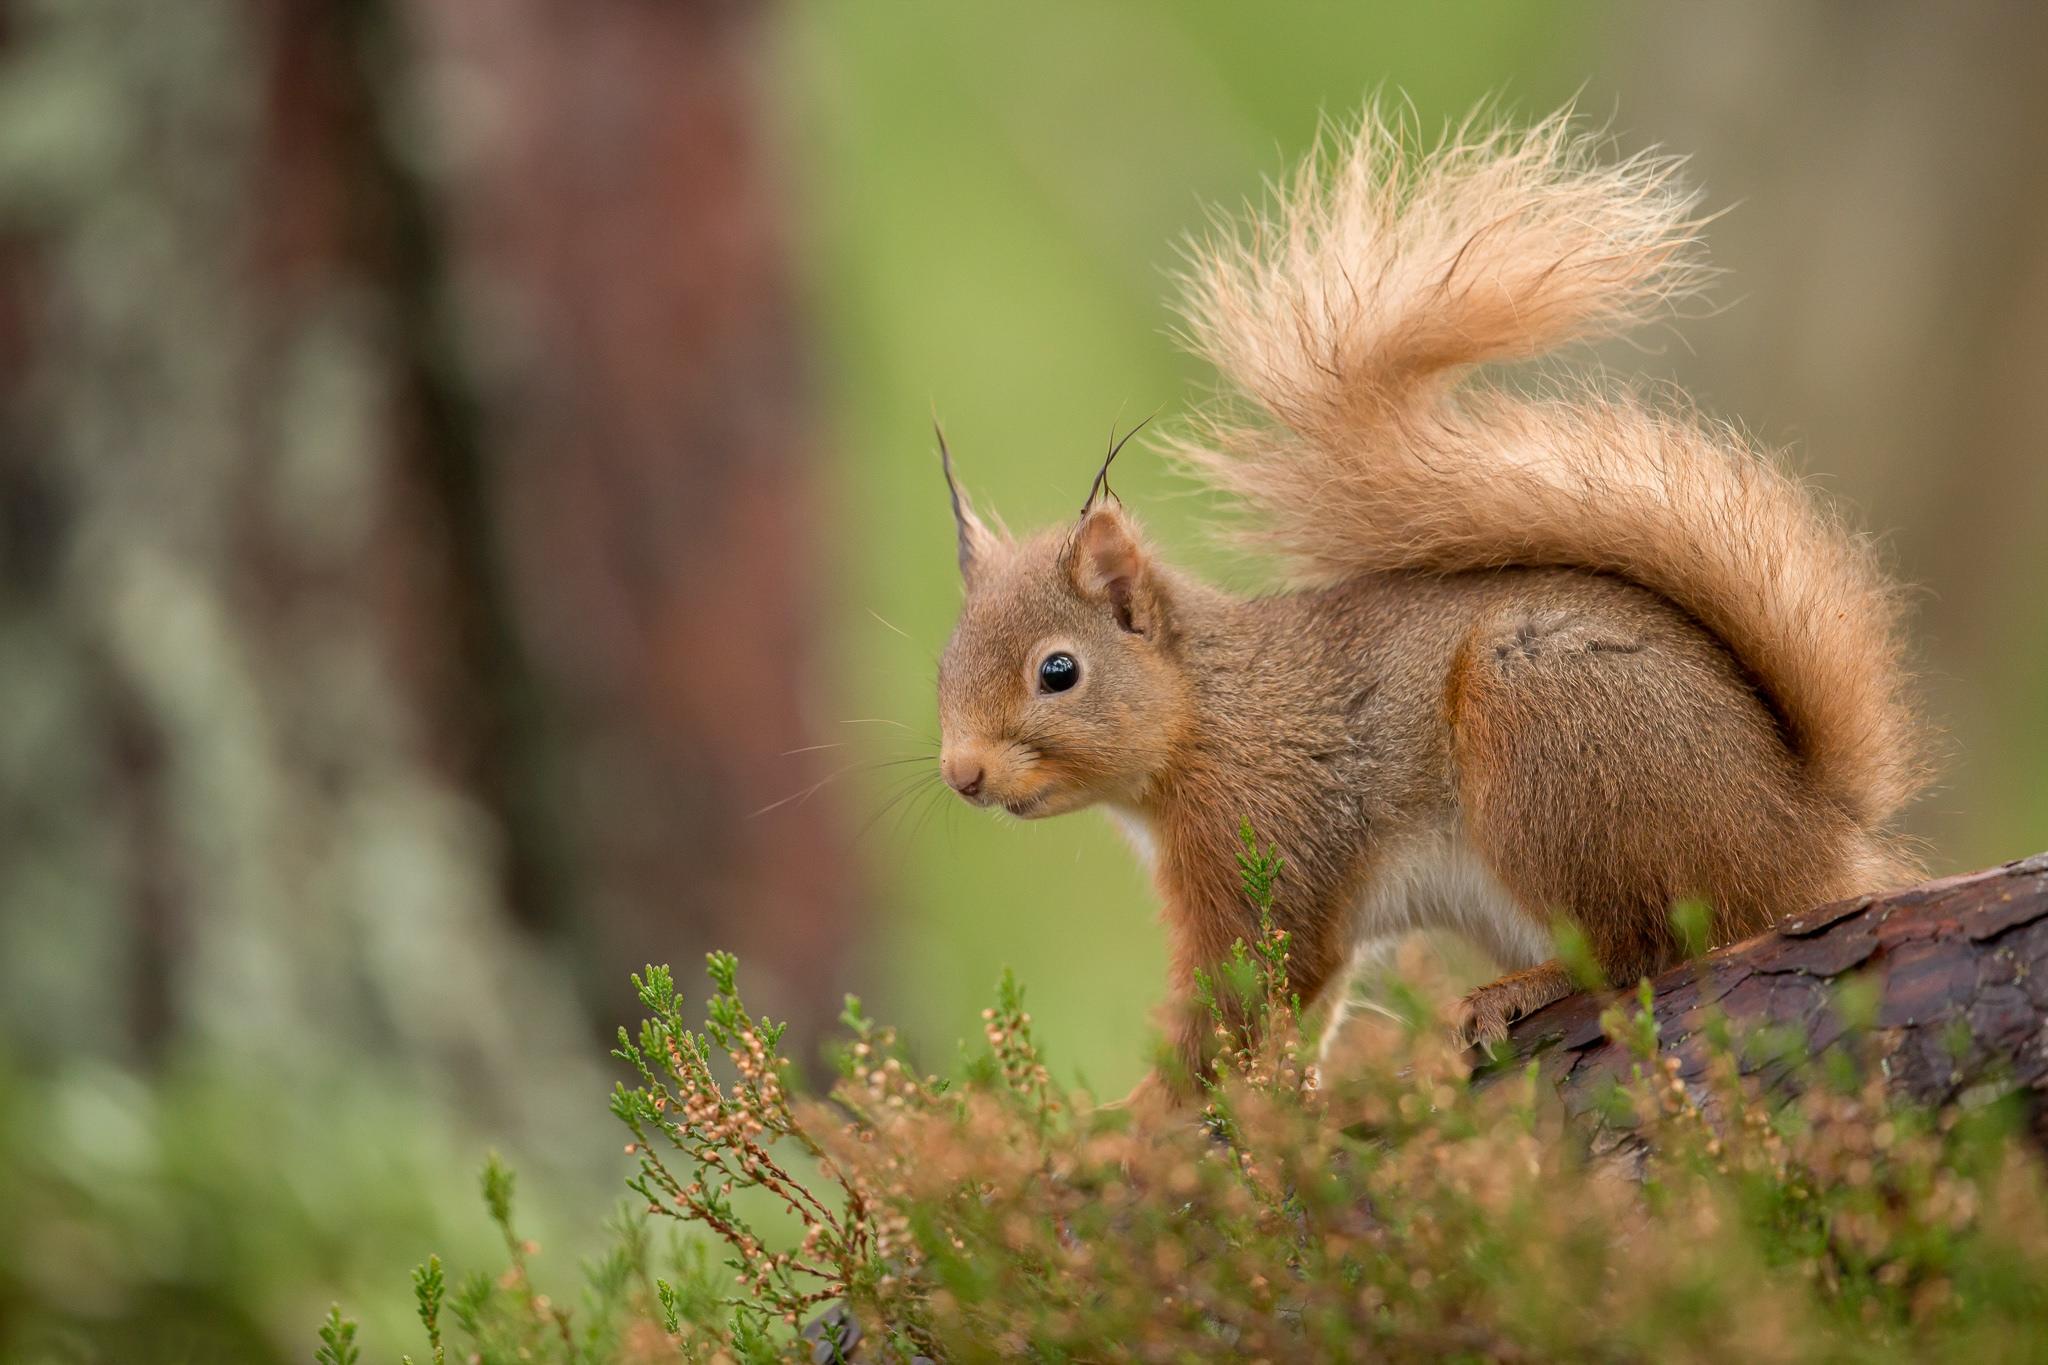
[750, 762, 865, 819]
[751, 752, 935, 819]
[856, 772, 943, 844]
[859, 771, 932, 822]
[915, 773, 964, 837]
[865, 608, 916, 643]
[840, 716, 944, 748]
[894, 781, 949, 847]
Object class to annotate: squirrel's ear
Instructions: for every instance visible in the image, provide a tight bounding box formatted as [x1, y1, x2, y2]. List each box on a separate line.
[1069, 505, 1157, 635]
[935, 419, 1000, 584]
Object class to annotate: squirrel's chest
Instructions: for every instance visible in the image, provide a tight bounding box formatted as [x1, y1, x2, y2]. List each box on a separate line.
[1103, 804, 1161, 871]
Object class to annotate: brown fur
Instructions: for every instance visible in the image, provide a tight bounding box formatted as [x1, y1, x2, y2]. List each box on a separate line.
[934, 108, 1927, 1093]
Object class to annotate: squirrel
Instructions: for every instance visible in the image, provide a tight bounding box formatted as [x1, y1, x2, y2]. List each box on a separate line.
[931, 109, 1926, 1098]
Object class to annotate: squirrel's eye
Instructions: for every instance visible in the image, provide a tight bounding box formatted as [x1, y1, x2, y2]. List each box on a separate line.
[1037, 652, 1080, 694]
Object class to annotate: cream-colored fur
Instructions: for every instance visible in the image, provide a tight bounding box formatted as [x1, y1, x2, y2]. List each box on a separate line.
[1354, 826, 1544, 971]
[1317, 826, 1540, 1062]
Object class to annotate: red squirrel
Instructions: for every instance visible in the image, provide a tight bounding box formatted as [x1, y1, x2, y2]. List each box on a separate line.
[931, 110, 1925, 1099]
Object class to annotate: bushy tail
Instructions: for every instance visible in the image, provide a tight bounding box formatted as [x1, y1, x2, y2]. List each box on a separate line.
[1170, 109, 1924, 828]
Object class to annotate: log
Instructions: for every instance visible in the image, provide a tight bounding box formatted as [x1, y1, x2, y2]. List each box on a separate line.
[1488, 854, 2048, 1147]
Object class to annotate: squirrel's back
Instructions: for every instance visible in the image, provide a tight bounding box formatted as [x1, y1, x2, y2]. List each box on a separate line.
[1168, 109, 1925, 832]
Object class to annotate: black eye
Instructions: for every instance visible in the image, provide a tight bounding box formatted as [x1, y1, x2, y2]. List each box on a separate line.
[1037, 652, 1079, 694]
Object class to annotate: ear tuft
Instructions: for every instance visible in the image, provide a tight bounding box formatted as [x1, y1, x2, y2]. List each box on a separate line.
[935, 417, 1001, 585]
[1070, 506, 1151, 634]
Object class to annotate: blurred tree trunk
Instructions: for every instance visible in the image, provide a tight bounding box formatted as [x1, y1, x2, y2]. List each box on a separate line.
[1604, 1, 2048, 870]
[403, 0, 861, 1042]
[0, 0, 856, 1101]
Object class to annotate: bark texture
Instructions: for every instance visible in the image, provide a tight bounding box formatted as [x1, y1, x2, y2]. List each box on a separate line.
[1494, 854, 2048, 1144]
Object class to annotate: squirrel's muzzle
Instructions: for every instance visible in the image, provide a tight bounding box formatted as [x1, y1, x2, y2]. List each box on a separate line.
[940, 752, 987, 803]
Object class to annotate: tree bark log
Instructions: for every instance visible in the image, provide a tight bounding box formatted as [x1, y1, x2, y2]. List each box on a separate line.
[1490, 855, 2048, 1147]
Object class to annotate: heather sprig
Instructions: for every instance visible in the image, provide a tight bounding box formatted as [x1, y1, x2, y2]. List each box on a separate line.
[409, 1255, 445, 1365]
[609, 956, 909, 1350]
[315, 1305, 360, 1365]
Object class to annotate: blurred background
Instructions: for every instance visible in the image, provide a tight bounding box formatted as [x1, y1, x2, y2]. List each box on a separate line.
[0, 1, 2042, 1359]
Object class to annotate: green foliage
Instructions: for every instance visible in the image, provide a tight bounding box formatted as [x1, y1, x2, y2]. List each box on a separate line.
[1553, 918, 1610, 993]
[1191, 818, 1299, 1081]
[330, 848, 2048, 1362]
[1671, 897, 1714, 961]
[482, 1155, 517, 1243]
[1234, 816, 1284, 910]
[0, 1054, 588, 1365]
[316, 1306, 360, 1365]
[411, 1255, 446, 1365]
[607, 954, 929, 1356]
[1602, 977, 1665, 1062]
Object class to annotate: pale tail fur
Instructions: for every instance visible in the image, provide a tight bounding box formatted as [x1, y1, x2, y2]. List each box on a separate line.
[1170, 110, 1923, 829]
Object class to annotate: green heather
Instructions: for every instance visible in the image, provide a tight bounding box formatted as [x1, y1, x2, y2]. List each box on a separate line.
[323, 863, 2048, 1363]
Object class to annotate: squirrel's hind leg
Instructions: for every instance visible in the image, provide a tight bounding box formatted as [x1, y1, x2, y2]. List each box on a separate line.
[1455, 960, 1574, 1047]
[1441, 582, 1845, 1004]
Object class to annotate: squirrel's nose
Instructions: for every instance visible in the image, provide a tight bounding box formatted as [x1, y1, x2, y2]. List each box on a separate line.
[941, 755, 985, 800]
